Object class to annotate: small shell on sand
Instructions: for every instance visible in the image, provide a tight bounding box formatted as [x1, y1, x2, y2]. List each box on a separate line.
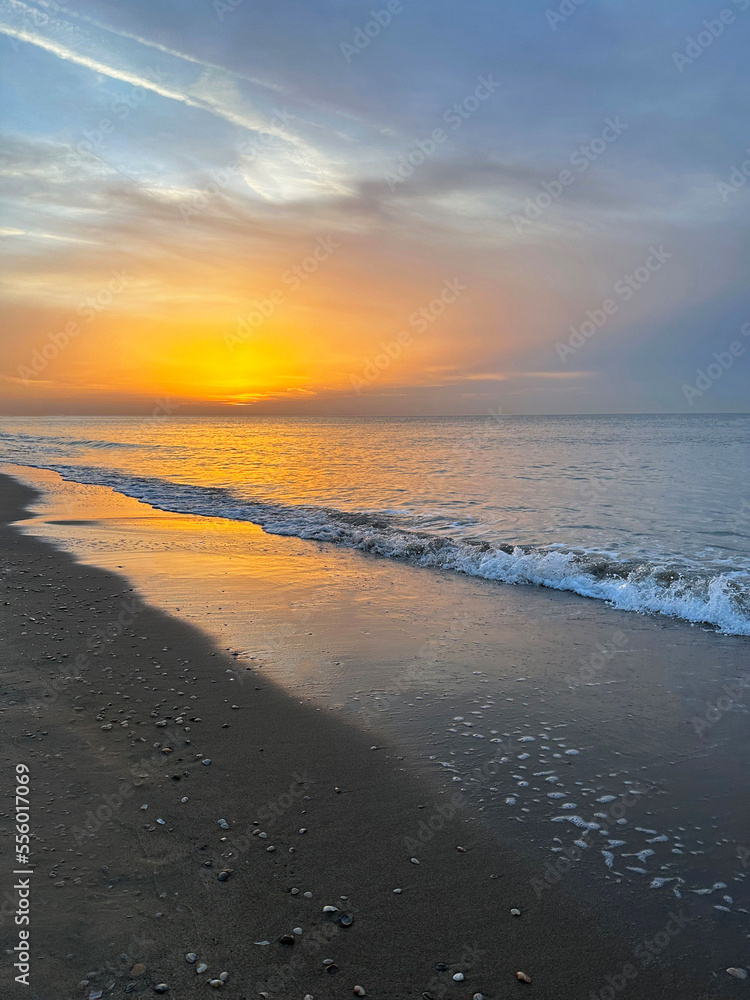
[516, 971, 532, 983]
[452, 973, 464, 982]
[727, 968, 748, 980]
[510, 908, 521, 916]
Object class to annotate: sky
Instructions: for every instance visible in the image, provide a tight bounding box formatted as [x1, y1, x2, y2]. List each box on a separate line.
[1, 0, 749, 415]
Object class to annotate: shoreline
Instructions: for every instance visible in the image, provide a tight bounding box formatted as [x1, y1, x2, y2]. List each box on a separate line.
[0, 470, 732, 998]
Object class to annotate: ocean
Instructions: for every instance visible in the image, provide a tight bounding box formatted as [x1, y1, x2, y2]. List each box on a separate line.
[1, 413, 748, 634]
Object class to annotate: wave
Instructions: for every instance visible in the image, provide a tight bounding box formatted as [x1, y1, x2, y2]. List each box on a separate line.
[14, 463, 750, 636]
[0, 431, 146, 452]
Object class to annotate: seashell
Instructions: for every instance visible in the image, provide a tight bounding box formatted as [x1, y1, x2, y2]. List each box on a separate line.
[452, 973, 464, 982]
[293, 927, 303, 935]
[303, 891, 313, 898]
[323, 905, 339, 914]
[217, 870, 232, 882]
[727, 968, 748, 980]
[153, 987, 168, 995]
[410, 857, 420, 865]
[456, 846, 466, 852]
[279, 934, 295, 946]
[510, 908, 521, 916]
[219, 973, 228, 982]
[473, 995, 485, 1000]
[353, 988, 366, 997]
[208, 981, 223, 989]
[266, 845, 275, 852]
[185, 954, 197, 964]
[516, 971, 532, 983]
[338, 913, 353, 927]
[290, 888, 300, 895]
[218, 819, 229, 830]
[196, 963, 208, 973]
[325, 964, 339, 975]
[201, 759, 211, 765]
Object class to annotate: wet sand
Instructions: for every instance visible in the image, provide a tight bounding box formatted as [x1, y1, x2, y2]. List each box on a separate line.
[0, 471, 742, 999]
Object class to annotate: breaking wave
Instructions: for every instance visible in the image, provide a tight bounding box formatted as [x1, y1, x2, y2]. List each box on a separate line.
[19, 464, 750, 637]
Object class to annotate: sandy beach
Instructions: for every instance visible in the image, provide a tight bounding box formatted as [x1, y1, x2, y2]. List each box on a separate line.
[3, 0, 749, 990]
[2, 469, 747, 999]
